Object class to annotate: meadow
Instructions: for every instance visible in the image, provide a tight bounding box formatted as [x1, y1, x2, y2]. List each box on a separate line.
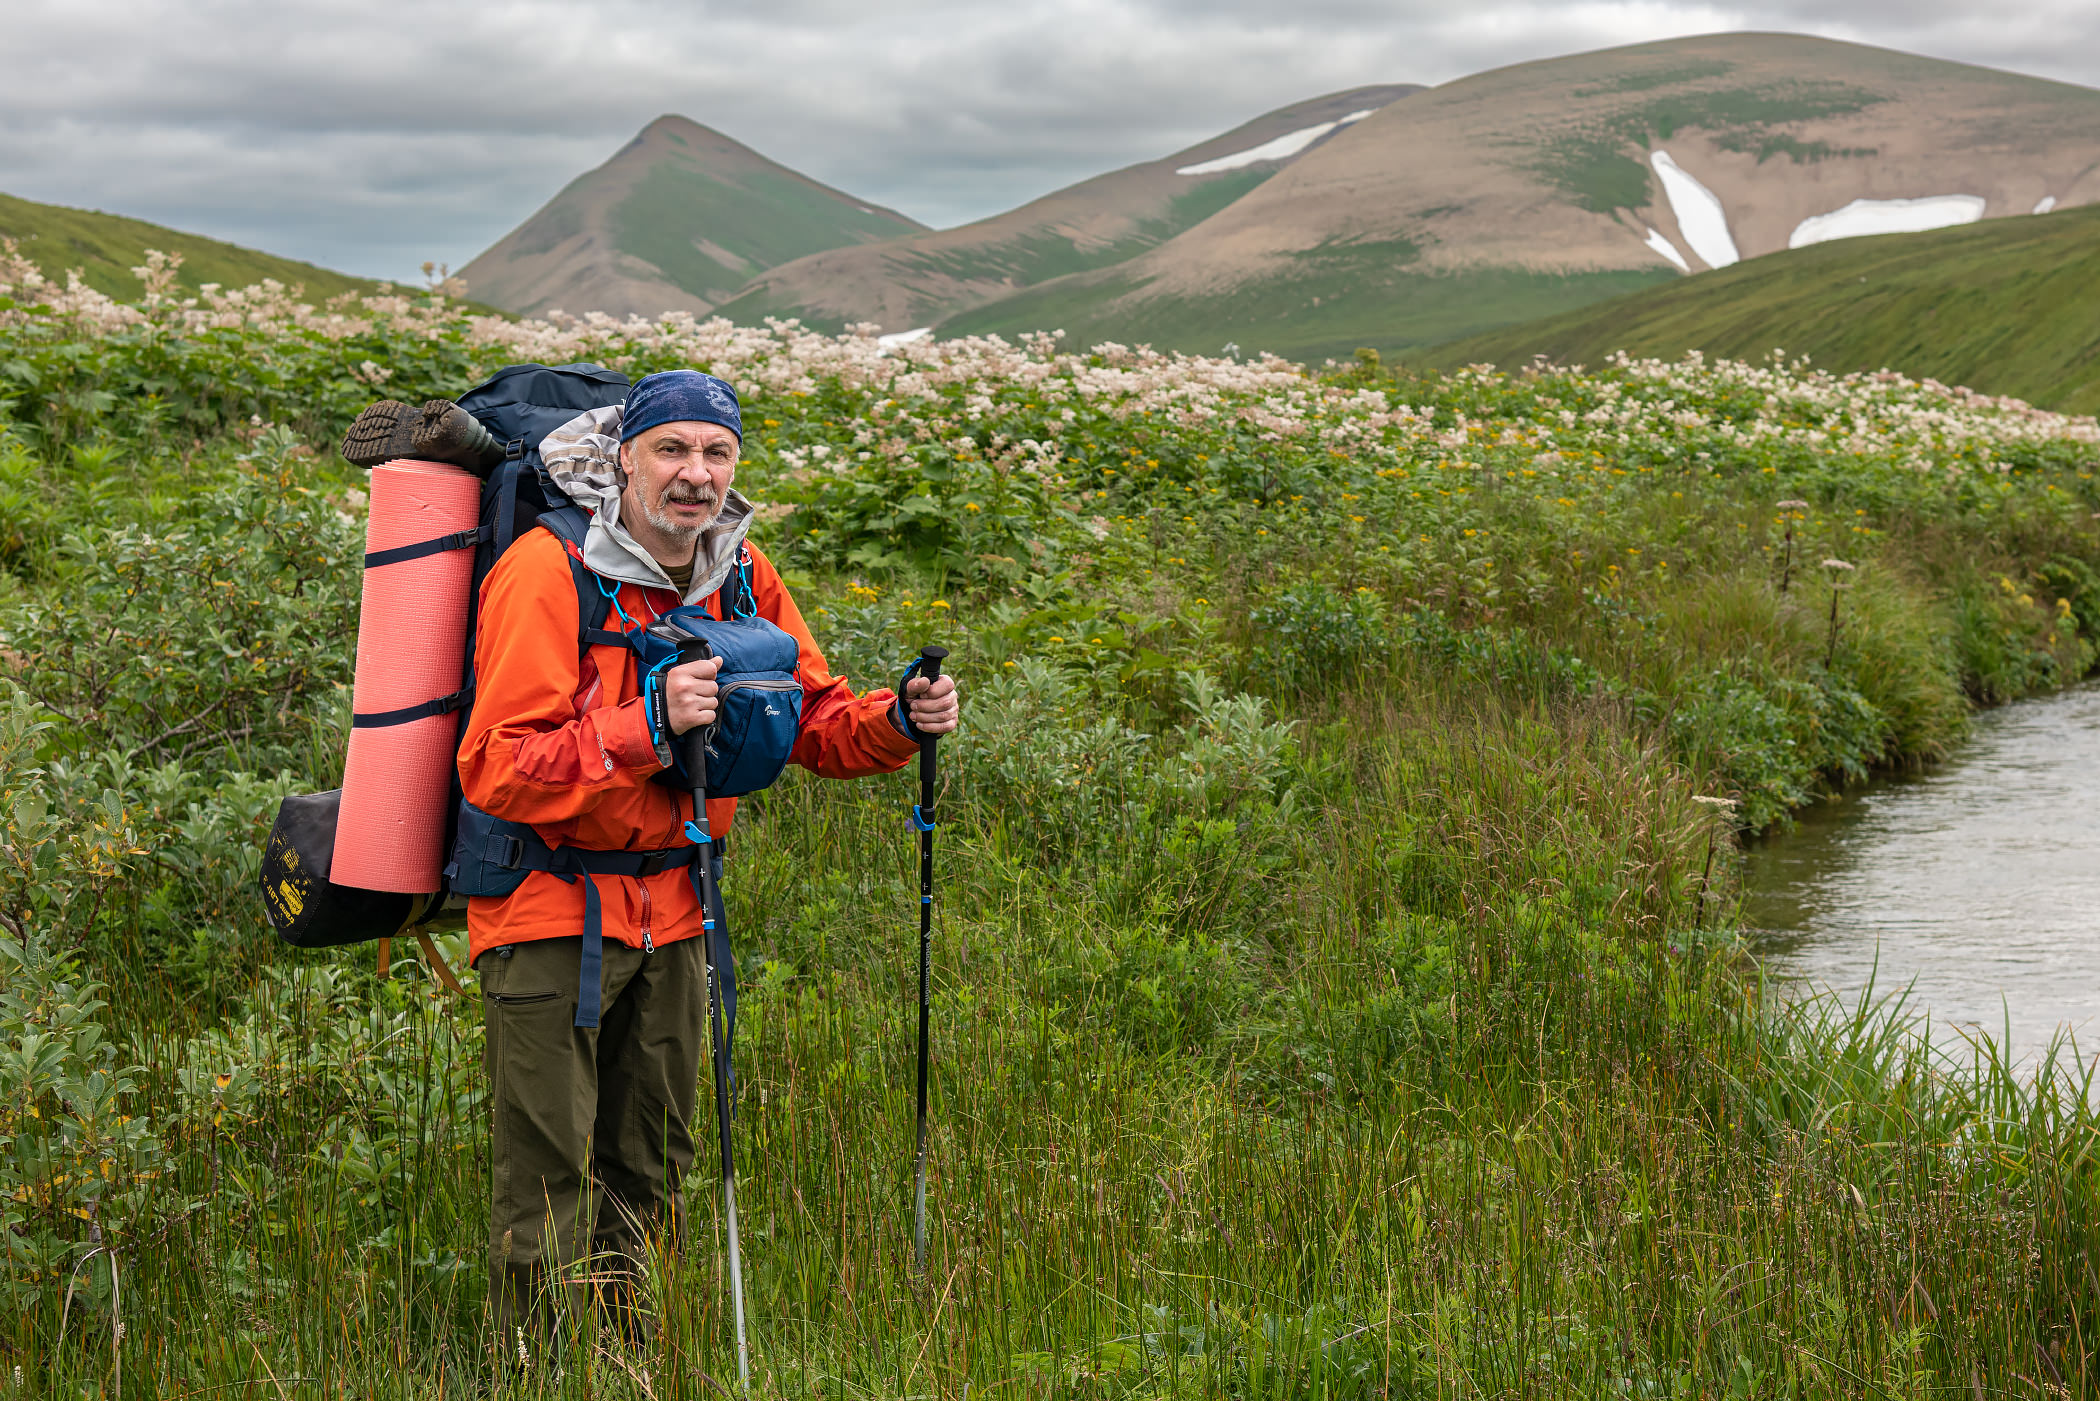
[3, 248, 2100, 1398]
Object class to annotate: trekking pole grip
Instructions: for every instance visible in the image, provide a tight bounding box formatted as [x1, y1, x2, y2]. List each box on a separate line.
[915, 644, 947, 784]
[677, 636, 715, 788]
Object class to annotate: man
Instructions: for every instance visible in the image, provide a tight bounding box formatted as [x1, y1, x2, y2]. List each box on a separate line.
[454, 369, 959, 1343]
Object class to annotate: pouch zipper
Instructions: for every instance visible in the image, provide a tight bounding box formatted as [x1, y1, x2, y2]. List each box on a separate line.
[719, 679, 799, 695]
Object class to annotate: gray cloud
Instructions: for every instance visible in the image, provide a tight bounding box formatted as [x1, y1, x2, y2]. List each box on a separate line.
[2, 0, 2096, 283]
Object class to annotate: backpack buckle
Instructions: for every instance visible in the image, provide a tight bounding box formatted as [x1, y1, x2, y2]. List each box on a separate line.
[497, 835, 524, 870]
[636, 849, 670, 877]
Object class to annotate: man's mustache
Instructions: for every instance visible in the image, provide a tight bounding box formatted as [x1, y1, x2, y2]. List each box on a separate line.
[661, 484, 718, 507]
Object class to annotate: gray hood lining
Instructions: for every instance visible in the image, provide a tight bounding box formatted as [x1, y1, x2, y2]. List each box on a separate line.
[539, 405, 755, 605]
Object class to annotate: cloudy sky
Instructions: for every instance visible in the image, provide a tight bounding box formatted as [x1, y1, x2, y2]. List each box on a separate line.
[5, 0, 2098, 282]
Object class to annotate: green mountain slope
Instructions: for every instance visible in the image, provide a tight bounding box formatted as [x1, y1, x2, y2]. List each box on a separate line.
[0, 191, 380, 301]
[1419, 202, 2100, 414]
[459, 115, 926, 319]
[941, 33, 2100, 365]
[715, 85, 1422, 333]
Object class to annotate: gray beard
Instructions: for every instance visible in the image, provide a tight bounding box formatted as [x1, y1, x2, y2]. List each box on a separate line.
[639, 484, 720, 539]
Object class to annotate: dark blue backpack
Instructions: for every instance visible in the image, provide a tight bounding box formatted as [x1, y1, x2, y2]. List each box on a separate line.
[438, 363, 802, 1028]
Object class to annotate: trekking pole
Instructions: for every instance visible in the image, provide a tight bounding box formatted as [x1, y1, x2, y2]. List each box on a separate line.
[679, 637, 750, 1391]
[909, 644, 947, 1275]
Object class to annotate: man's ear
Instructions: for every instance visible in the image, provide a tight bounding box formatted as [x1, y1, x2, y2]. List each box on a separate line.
[614, 440, 630, 490]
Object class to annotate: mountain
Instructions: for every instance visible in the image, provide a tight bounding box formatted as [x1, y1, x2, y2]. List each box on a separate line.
[458, 115, 926, 319]
[0, 191, 381, 302]
[1418, 200, 2100, 414]
[937, 33, 2100, 363]
[714, 84, 1423, 332]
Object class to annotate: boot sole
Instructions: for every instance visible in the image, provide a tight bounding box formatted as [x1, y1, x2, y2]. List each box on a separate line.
[341, 399, 502, 472]
[339, 400, 417, 467]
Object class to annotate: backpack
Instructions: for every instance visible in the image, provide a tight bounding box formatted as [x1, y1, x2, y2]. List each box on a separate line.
[262, 363, 803, 1022]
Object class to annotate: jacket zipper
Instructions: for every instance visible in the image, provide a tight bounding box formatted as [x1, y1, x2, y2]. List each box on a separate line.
[639, 881, 654, 953]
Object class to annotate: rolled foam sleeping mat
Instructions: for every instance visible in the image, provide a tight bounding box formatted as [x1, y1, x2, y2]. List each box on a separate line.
[333, 459, 482, 893]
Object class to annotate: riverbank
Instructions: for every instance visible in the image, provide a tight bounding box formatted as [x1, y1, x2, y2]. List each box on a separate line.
[1748, 680, 2100, 1064]
[2, 276, 2098, 1395]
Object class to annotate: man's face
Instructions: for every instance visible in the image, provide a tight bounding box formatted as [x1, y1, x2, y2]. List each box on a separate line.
[619, 421, 739, 540]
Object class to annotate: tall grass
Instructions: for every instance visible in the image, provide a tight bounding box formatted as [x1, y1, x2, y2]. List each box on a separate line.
[16, 671, 2098, 1398]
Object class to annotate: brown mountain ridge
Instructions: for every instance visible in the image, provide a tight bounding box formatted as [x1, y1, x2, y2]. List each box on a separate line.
[713, 84, 1424, 332]
[459, 115, 925, 319]
[938, 33, 2100, 359]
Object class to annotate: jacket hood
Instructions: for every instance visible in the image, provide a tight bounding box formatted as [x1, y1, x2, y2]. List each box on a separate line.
[539, 405, 754, 604]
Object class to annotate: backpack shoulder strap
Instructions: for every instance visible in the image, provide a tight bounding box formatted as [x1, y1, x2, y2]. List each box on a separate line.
[717, 542, 758, 622]
[535, 506, 624, 653]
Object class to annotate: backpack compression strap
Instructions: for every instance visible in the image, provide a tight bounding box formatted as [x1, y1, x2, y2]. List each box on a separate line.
[350, 527, 485, 729]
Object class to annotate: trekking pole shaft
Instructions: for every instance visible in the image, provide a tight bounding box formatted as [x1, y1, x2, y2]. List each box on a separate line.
[681, 638, 750, 1389]
[911, 645, 946, 1273]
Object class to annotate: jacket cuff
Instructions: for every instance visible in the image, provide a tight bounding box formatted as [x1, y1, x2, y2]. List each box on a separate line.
[604, 696, 672, 770]
[876, 690, 922, 757]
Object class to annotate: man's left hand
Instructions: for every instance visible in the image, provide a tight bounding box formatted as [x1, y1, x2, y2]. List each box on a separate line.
[905, 673, 959, 735]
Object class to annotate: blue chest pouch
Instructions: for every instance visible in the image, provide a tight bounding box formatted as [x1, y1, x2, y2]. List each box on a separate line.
[635, 604, 803, 798]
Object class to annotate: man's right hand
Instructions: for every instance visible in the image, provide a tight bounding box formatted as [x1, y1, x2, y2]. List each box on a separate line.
[664, 657, 721, 734]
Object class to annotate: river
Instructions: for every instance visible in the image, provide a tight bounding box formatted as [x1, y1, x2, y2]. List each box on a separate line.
[1741, 682, 2100, 1070]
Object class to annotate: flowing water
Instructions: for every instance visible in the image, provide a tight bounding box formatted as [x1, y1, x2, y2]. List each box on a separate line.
[1741, 683, 2100, 1068]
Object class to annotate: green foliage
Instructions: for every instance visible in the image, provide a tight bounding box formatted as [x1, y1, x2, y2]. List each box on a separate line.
[0, 937, 163, 1317]
[768, 420, 1069, 581]
[1249, 581, 1390, 678]
[9, 427, 360, 771]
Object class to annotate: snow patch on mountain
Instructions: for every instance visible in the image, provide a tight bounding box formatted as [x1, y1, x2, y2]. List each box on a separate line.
[1643, 227, 1691, 273]
[1176, 109, 1377, 176]
[876, 327, 933, 353]
[2034, 196, 2058, 214]
[1788, 195, 1986, 249]
[1650, 151, 1739, 269]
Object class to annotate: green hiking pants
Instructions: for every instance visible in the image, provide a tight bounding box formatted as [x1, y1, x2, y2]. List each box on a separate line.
[479, 929, 712, 1344]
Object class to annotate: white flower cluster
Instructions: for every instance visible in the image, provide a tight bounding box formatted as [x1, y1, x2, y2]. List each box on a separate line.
[5, 247, 2093, 470]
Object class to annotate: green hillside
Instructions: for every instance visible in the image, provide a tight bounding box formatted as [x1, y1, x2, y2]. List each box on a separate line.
[1420, 203, 2100, 414]
[0, 191, 381, 302]
[937, 259, 1680, 363]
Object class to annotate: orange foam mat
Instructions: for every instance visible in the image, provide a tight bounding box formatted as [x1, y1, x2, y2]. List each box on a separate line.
[333, 459, 483, 893]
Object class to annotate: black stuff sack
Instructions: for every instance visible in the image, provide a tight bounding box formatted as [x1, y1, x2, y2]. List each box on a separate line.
[261, 790, 432, 948]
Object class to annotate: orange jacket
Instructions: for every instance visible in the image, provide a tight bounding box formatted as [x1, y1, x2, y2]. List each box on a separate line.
[458, 528, 917, 962]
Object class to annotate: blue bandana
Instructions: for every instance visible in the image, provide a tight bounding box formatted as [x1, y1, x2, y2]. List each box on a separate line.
[620, 369, 743, 444]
